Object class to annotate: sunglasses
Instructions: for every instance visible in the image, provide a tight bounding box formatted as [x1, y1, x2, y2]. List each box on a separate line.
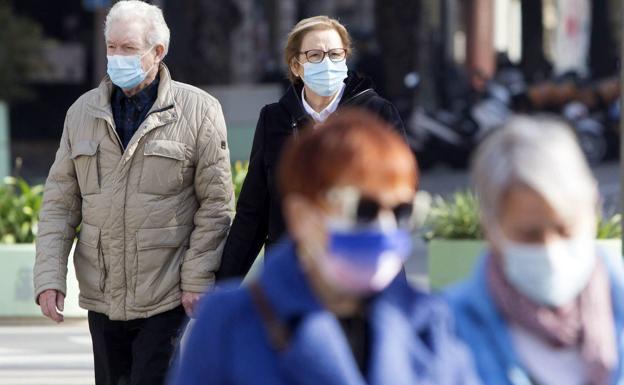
[326, 187, 415, 228]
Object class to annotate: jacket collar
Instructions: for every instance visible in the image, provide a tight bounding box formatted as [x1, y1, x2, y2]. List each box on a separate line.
[258, 240, 449, 385]
[258, 241, 323, 320]
[278, 71, 376, 133]
[446, 255, 523, 370]
[86, 63, 177, 124]
[85, 64, 178, 158]
[340, 71, 376, 104]
[111, 73, 160, 111]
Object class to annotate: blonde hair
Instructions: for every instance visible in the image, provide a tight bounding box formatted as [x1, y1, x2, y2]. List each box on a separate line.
[284, 16, 352, 83]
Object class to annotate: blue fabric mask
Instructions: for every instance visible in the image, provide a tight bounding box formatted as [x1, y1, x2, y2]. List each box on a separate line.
[302, 58, 348, 97]
[319, 227, 412, 295]
[107, 48, 155, 89]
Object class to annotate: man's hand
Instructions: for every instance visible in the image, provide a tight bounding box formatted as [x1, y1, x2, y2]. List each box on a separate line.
[38, 289, 65, 323]
[181, 291, 202, 318]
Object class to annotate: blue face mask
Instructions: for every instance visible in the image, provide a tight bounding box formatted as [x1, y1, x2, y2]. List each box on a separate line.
[107, 47, 155, 89]
[302, 58, 348, 97]
[318, 227, 412, 295]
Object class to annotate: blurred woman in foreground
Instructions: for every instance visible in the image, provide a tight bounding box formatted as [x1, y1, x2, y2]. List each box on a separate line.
[169, 110, 479, 385]
[446, 116, 624, 385]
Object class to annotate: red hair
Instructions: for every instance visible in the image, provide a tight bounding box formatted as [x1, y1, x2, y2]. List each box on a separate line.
[278, 109, 418, 202]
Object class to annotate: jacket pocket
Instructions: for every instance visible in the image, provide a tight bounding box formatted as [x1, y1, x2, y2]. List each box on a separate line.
[71, 140, 100, 195]
[139, 140, 186, 195]
[134, 225, 192, 308]
[74, 222, 105, 299]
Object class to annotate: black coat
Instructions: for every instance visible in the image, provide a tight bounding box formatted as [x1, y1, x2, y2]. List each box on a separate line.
[217, 72, 406, 280]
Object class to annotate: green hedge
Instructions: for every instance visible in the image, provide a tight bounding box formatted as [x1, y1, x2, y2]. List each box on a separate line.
[424, 190, 621, 240]
[5, 169, 618, 245]
[232, 161, 248, 201]
[0, 177, 43, 243]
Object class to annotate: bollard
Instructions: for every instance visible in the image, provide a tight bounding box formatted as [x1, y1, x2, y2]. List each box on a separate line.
[0, 102, 10, 180]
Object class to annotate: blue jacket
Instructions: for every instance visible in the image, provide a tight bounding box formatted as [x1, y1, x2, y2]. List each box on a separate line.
[445, 250, 624, 385]
[169, 240, 481, 385]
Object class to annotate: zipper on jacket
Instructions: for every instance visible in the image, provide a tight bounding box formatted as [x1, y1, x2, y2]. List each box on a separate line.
[146, 104, 175, 117]
[340, 88, 374, 106]
[105, 103, 176, 153]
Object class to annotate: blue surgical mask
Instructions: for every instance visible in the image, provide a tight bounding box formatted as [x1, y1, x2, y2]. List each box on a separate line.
[318, 226, 412, 295]
[501, 237, 596, 307]
[302, 58, 348, 97]
[107, 47, 155, 89]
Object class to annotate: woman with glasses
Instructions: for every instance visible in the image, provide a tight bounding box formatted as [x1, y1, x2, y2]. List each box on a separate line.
[169, 110, 480, 385]
[217, 16, 406, 280]
[446, 116, 624, 385]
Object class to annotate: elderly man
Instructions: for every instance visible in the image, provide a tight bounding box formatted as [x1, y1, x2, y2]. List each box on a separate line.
[32, 1, 234, 384]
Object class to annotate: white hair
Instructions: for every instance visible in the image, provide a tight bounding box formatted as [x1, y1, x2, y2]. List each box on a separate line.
[472, 115, 597, 229]
[104, 0, 170, 56]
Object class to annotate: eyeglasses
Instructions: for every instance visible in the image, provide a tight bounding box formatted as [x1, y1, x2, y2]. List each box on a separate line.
[298, 48, 347, 64]
[326, 187, 415, 228]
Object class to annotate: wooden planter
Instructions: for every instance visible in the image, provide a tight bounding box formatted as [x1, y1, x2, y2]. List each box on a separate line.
[428, 238, 622, 291]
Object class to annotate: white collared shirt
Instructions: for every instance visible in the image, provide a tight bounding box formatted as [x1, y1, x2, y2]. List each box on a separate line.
[301, 83, 346, 123]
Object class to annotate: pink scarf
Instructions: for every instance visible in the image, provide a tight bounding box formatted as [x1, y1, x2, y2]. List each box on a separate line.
[487, 253, 617, 385]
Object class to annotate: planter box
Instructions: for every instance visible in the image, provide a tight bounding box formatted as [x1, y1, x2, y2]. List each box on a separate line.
[428, 238, 622, 291]
[428, 239, 486, 291]
[0, 243, 86, 318]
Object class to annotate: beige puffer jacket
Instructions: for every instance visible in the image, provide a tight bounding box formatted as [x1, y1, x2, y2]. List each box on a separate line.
[33, 65, 235, 320]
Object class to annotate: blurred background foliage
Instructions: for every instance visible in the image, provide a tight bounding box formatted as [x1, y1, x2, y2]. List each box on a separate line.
[424, 190, 622, 240]
[0, 1, 46, 101]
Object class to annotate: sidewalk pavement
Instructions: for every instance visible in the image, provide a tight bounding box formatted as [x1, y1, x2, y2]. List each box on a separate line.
[0, 319, 94, 385]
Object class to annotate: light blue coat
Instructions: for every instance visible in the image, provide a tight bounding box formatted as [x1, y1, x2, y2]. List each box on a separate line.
[445, 250, 624, 385]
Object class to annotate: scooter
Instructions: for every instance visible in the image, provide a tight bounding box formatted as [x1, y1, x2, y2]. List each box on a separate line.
[403, 69, 512, 169]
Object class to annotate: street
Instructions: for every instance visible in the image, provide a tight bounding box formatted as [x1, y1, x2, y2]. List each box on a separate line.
[0, 161, 619, 385]
[0, 321, 93, 385]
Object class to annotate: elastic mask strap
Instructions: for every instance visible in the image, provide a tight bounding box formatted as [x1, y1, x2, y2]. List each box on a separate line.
[140, 46, 158, 74]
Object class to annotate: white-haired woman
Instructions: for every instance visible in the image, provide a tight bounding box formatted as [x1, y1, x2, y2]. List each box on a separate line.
[445, 116, 624, 385]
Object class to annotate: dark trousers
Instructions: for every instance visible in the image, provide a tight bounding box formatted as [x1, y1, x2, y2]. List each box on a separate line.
[88, 306, 187, 385]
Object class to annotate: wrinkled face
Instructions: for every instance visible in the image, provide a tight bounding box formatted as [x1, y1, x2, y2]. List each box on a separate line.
[290, 28, 345, 80]
[489, 185, 595, 253]
[106, 20, 163, 76]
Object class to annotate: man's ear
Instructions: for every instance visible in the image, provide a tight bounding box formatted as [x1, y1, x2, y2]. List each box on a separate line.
[154, 44, 165, 62]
